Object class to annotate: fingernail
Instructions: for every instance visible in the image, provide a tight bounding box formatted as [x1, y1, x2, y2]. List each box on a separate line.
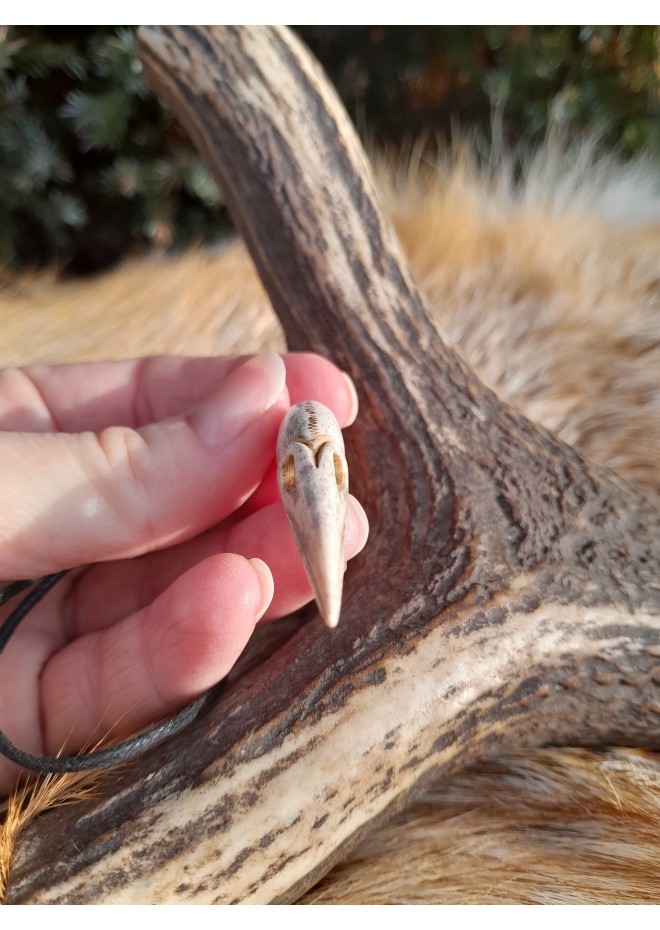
[348, 495, 370, 554]
[191, 354, 286, 448]
[342, 372, 359, 426]
[248, 557, 274, 620]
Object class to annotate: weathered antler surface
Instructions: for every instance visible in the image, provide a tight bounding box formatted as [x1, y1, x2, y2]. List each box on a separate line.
[7, 26, 659, 904]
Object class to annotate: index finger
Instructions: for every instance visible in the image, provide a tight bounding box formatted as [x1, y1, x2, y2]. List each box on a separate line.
[0, 354, 357, 433]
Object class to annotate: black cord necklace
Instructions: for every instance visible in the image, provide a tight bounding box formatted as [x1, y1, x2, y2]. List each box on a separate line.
[0, 571, 223, 774]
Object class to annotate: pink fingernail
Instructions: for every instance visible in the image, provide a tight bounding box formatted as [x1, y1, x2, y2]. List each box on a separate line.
[348, 496, 369, 554]
[190, 354, 286, 448]
[248, 558, 275, 620]
[342, 372, 359, 426]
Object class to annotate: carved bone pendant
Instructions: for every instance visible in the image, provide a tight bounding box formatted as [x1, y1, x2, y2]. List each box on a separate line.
[277, 401, 349, 628]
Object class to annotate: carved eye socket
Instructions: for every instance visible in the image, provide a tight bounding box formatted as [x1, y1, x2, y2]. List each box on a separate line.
[282, 454, 296, 493]
[333, 453, 346, 490]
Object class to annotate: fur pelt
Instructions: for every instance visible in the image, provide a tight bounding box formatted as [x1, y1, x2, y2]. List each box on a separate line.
[0, 143, 658, 903]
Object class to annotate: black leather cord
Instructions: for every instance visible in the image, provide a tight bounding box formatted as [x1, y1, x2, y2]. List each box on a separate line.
[0, 577, 37, 607]
[0, 571, 223, 774]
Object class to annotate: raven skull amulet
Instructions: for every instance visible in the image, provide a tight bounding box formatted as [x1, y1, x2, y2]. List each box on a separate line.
[276, 401, 349, 628]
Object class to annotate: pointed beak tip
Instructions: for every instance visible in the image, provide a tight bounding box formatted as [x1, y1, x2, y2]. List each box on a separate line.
[315, 583, 342, 630]
[322, 609, 340, 629]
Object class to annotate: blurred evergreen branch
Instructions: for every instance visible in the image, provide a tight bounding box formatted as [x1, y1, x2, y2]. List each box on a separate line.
[0, 25, 657, 275]
[0, 25, 224, 273]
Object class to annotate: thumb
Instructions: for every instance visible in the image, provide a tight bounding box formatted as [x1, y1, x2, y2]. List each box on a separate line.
[0, 354, 287, 578]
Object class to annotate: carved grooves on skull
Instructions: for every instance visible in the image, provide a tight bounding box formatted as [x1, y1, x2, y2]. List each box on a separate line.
[303, 401, 321, 439]
[282, 446, 346, 493]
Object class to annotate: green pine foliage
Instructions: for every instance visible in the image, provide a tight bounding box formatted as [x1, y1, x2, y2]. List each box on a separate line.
[299, 26, 659, 153]
[0, 26, 224, 274]
[1, 26, 657, 275]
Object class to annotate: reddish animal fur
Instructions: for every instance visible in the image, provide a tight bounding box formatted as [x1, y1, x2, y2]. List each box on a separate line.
[0, 145, 658, 903]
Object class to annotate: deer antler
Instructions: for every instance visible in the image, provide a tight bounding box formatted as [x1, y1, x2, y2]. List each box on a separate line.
[7, 26, 659, 905]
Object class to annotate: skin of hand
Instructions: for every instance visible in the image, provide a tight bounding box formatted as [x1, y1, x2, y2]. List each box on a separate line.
[0, 352, 369, 793]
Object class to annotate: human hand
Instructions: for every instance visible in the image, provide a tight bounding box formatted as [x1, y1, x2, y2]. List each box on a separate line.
[0, 353, 369, 792]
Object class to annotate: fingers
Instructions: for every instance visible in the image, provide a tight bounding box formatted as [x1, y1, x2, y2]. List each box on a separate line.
[0, 351, 364, 786]
[40, 555, 274, 754]
[1, 490, 368, 782]
[0, 352, 359, 579]
[229, 497, 369, 621]
[0, 357, 239, 432]
[241, 357, 358, 515]
[239, 456, 280, 514]
[0, 354, 289, 577]
[284, 354, 358, 427]
[0, 353, 358, 433]
[69, 496, 370, 636]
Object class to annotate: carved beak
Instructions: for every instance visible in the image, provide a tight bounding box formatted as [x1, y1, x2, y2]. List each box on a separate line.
[277, 402, 349, 628]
